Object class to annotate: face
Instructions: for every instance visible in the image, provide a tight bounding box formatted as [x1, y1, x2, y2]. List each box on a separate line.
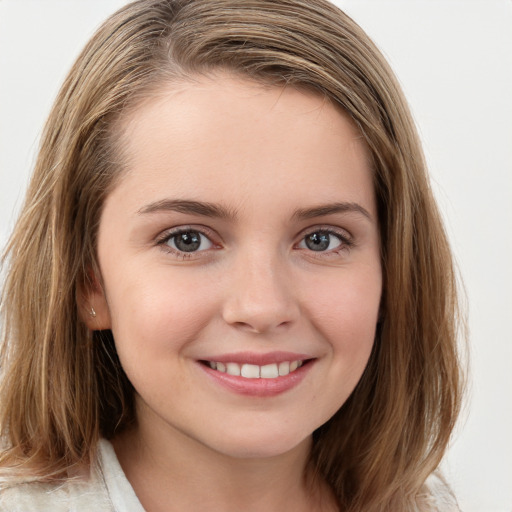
[89, 74, 382, 460]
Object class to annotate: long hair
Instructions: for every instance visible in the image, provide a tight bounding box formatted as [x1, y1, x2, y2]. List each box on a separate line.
[0, 1, 464, 509]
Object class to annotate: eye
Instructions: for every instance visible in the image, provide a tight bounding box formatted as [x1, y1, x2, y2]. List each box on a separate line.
[163, 229, 213, 253]
[298, 230, 348, 252]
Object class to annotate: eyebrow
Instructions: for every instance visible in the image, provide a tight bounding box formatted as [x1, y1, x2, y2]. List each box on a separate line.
[292, 202, 373, 222]
[137, 199, 372, 222]
[137, 199, 237, 219]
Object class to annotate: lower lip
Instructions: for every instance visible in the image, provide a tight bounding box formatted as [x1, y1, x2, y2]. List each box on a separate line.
[198, 361, 314, 397]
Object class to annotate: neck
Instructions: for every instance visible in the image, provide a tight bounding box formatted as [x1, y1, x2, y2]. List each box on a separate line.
[112, 412, 336, 512]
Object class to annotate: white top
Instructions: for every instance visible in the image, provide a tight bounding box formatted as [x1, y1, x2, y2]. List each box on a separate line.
[96, 439, 145, 512]
[0, 439, 459, 511]
[0, 439, 144, 512]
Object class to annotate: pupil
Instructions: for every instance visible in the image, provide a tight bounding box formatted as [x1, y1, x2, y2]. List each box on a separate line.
[306, 232, 329, 251]
[175, 231, 201, 252]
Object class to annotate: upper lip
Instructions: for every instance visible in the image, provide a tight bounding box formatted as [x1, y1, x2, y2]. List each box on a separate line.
[199, 351, 314, 366]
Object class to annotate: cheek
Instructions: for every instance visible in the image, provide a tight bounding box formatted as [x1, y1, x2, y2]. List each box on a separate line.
[302, 267, 381, 356]
[300, 269, 381, 420]
[104, 270, 221, 410]
[106, 268, 220, 359]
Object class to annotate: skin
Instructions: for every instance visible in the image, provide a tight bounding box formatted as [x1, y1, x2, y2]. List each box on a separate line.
[86, 74, 382, 512]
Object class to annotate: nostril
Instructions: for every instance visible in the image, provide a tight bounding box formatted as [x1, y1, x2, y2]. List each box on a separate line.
[221, 273, 300, 333]
[230, 319, 293, 334]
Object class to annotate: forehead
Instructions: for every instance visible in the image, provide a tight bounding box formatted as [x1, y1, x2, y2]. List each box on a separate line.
[111, 73, 375, 218]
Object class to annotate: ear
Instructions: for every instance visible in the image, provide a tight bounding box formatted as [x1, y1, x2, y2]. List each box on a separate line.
[78, 269, 112, 331]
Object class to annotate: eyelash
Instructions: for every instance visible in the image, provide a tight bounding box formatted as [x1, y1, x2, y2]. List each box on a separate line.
[297, 227, 354, 255]
[156, 226, 218, 259]
[156, 226, 354, 259]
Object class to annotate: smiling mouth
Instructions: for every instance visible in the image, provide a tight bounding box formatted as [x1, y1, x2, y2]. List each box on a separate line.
[201, 359, 308, 379]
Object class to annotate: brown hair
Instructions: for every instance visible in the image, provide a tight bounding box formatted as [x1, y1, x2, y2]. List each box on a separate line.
[0, 1, 464, 509]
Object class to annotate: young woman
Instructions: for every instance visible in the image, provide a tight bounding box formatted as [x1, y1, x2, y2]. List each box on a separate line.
[0, 1, 463, 510]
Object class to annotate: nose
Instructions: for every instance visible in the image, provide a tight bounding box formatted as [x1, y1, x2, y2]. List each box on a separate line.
[222, 251, 300, 334]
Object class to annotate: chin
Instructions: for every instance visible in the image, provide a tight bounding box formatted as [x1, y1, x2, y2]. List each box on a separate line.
[203, 427, 313, 460]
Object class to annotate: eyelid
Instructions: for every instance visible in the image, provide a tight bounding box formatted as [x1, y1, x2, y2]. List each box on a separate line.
[295, 225, 355, 250]
[154, 224, 354, 259]
[155, 225, 221, 256]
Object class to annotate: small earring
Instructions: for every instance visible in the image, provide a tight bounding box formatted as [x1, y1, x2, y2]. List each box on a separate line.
[89, 307, 97, 318]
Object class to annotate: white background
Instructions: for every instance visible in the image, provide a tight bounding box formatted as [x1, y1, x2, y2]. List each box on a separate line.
[0, 1, 511, 510]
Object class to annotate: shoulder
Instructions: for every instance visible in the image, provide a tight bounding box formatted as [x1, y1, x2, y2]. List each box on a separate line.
[417, 471, 460, 512]
[0, 480, 67, 512]
[0, 466, 113, 512]
[0, 439, 142, 512]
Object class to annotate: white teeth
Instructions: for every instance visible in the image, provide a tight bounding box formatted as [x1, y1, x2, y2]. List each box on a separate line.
[226, 362, 241, 376]
[260, 363, 279, 379]
[241, 364, 260, 378]
[278, 361, 290, 376]
[207, 359, 304, 379]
